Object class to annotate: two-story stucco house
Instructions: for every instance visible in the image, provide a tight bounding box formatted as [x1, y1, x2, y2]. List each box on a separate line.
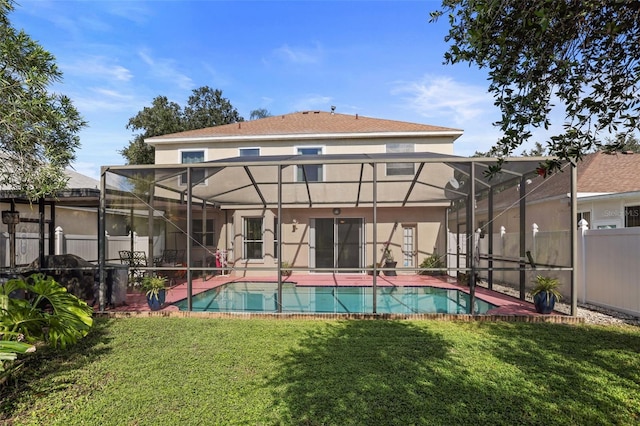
[136, 110, 463, 276]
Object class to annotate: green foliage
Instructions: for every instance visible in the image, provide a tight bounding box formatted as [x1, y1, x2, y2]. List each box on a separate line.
[120, 86, 244, 164]
[249, 108, 272, 120]
[419, 252, 446, 275]
[0, 338, 36, 380]
[530, 275, 562, 303]
[140, 275, 167, 299]
[1, 318, 639, 424]
[183, 86, 244, 130]
[0, 0, 86, 201]
[431, 1, 640, 176]
[280, 261, 292, 277]
[0, 274, 93, 349]
[603, 132, 640, 154]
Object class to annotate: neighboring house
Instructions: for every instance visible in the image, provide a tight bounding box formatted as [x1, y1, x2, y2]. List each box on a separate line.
[137, 110, 464, 275]
[0, 168, 101, 267]
[470, 150, 640, 234]
[573, 151, 640, 229]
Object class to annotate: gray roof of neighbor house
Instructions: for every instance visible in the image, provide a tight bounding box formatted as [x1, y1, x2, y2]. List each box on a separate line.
[0, 168, 100, 205]
[146, 111, 464, 144]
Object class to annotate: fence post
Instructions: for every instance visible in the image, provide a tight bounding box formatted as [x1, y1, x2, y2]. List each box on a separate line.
[500, 226, 506, 283]
[578, 219, 589, 303]
[55, 226, 64, 255]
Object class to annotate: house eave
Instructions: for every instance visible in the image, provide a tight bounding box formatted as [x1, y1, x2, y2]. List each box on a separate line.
[146, 130, 464, 146]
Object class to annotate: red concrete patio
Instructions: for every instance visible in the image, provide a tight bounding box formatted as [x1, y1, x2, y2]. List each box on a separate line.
[106, 272, 564, 318]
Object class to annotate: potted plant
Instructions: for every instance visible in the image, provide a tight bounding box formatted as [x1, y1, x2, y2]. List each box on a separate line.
[280, 261, 292, 277]
[530, 275, 562, 314]
[381, 244, 397, 276]
[140, 275, 167, 311]
[366, 263, 381, 276]
[419, 252, 446, 275]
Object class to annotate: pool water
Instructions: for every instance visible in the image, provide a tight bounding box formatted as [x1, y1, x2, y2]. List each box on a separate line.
[172, 282, 496, 314]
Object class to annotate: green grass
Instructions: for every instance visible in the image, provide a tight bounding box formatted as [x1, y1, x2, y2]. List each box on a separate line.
[1, 318, 639, 425]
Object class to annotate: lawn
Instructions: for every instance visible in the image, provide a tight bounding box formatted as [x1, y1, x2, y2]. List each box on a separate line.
[1, 317, 639, 425]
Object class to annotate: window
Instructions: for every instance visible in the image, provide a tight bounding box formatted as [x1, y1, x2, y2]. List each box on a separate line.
[180, 150, 205, 185]
[244, 217, 263, 259]
[402, 225, 416, 267]
[577, 211, 591, 227]
[386, 143, 415, 176]
[296, 147, 323, 182]
[625, 206, 640, 227]
[192, 219, 215, 247]
[240, 148, 260, 157]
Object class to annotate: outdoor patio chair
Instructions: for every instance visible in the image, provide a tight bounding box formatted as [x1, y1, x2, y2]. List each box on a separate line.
[119, 250, 148, 284]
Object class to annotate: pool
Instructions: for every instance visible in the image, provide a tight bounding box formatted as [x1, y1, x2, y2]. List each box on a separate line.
[172, 282, 497, 314]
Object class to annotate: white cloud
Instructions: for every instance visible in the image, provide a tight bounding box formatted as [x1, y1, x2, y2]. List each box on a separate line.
[63, 56, 133, 82]
[71, 87, 138, 113]
[138, 49, 194, 90]
[392, 75, 494, 126]
[273, 43, 323, 64]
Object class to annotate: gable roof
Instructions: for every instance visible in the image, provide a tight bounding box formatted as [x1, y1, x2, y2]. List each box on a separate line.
[146, 111, 463, 144]
[492, 150, 640, 205]
[577, 151, 640, 193]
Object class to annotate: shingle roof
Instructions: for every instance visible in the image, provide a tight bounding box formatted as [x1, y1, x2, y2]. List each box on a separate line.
[509, 150, 640, 203]
[577, 151, 640, 192]
[147, 111, 463, 141]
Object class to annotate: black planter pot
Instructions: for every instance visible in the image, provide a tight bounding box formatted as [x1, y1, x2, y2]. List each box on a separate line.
[146, 289, 166, 311]
[533, 291, 556, 314]
[383, 261, 397, 276]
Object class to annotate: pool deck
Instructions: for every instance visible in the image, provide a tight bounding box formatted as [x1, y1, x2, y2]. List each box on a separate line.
[102, 273, 577, 322]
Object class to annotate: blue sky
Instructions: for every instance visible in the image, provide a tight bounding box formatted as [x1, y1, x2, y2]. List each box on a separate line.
[11, 0, 547, 179]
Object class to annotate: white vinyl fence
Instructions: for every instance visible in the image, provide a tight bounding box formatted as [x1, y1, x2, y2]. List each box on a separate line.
[448, 221, 640, 317]
[0, 227, 152, 267]
[578, 223, 640, 317]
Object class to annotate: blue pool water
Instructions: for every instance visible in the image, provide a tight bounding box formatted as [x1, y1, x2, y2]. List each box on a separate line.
[172, 282, 496, 314]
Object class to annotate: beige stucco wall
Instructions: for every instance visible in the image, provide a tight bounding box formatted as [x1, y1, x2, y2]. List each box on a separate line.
[153, 135, 455, 165]
[222, 206, 446, 277]
[0, 203, 97, 236]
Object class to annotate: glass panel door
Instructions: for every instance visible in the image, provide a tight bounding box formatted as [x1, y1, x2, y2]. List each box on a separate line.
[314, 218, 334, 269]
[337, 218, 362, 272]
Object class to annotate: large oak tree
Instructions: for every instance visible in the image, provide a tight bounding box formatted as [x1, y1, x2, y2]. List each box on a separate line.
[431, 0, 640, 175]
[121, 86, 244, 164]
[0, 0, 86, 201]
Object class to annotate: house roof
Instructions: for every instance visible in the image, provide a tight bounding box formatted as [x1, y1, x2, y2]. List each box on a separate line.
[577, 151, 640, 193]
[146, 111, 463, 144]
[0, 168, 100, 206]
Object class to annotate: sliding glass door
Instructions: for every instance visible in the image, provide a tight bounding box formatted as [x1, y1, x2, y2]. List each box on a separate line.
[311, 218, 363, 272]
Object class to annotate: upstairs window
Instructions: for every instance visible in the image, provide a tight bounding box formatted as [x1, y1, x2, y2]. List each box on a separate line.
[386, 143, 415, 176]
[180, 150, 205, 185]
[240, 148, 260, 157]
[296, 147, 323, 182]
